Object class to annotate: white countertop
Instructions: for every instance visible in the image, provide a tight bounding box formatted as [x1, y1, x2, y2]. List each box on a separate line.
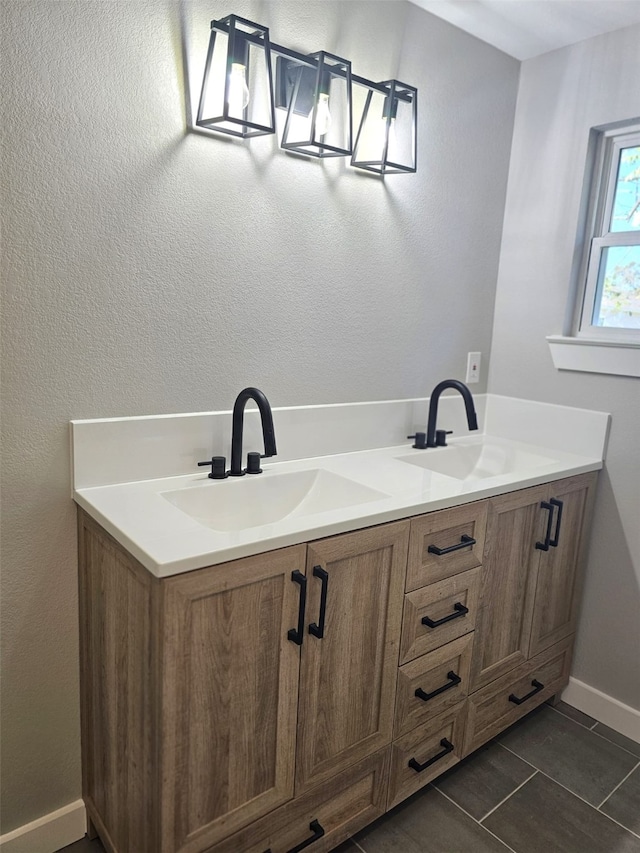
[74, 433, 604, 577]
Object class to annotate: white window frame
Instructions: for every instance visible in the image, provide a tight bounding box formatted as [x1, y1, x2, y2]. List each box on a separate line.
[547, 119, 640, 378]
[577, 124, 640, 342]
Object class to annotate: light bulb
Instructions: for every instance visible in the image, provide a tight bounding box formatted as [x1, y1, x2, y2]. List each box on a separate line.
[228, 63, 250, 113]
[312, 93, 332, 137]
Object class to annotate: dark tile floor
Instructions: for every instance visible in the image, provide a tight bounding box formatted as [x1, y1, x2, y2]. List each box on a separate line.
[59, 702, 640, 853]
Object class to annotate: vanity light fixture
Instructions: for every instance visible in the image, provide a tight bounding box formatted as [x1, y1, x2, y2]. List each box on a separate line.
[278, 52, 353, 158]
[196, 15, 276, 138]
[351, 80, 417, 174]
[196, 14, 418, 174]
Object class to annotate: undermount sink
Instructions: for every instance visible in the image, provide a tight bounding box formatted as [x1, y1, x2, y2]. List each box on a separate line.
[161, 469, 389, 532]
[396, 441, 556, 481]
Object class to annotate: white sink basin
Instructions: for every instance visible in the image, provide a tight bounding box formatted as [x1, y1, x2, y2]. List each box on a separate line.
[396, 442, 556, 481]
[161, 469, 389, 532]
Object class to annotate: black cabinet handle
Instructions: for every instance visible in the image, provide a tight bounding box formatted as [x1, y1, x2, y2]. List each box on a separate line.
[287, 571, 307, 645]
[408, 738, 454, 773]
[428, 534, 476, 556]
[308, 566, 328, 639]
[422, 602, 468, 629]
[549, 498, 564, 547]
[262, 818, 325, 853]
[509, 679, 544, 705]
[415, 670, 461, 702]
[286, 819, 325, 853]
[535, 501, 554, 551]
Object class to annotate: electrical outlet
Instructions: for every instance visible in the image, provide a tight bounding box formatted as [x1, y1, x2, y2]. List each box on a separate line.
[466, 352, 481, 384]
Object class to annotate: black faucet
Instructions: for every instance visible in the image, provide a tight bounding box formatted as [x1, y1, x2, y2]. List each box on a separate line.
[409, 379, 478, 449]
[229, 387, 277, 476]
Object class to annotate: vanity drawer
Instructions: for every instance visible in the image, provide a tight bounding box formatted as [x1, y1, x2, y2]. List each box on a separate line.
[211, 748, 389, 853]
[407, 501, 487, 591]
[464, 635, 573, 756]
[400, 567, 480, 664]
[387, 702, 466, 809]
[394, 634, 473, 738]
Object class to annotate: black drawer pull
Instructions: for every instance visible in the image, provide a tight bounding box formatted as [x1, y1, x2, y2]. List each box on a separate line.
[408, 738, 454, 773]
[287, 571, 307, 645]
[428, 534, 476, 556]
[422, 602, 468, 629]
[308, 566, 328, 639]
[535, 501, 554, 551]
[509, 679, 544, 705]
[283, 819, 325, 853]
[549, 498, 564, 547]
[260, 820, 327, 853]
[415, 670, 461, 702]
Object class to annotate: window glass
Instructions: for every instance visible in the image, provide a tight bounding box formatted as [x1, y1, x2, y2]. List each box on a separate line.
[610, 145, 640, 233]
[592, 245, 640, 329]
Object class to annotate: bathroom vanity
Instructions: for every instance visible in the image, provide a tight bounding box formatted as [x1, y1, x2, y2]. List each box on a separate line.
[72, 395, 609, 853]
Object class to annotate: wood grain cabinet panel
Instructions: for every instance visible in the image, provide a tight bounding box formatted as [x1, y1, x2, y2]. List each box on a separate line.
[394, 634, 473, 738]
[161, 547, 306, 853]
[468, 485, 547, 692]
[211, 748, 390, 853]
[296, 522, 409, 793]
[528, 473, 597, 658]
[387, 702, 466, 809]
[78, 515, 159, 853]
[78, 510, 307, 853]
[407, 501, 487, 591]
[400, 567, 480, 664]
[470, 472, 597, 693]
[464, 635, 574, 755]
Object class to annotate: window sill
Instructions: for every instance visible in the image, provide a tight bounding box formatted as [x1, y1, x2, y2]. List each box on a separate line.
[547, 335, 640, 378]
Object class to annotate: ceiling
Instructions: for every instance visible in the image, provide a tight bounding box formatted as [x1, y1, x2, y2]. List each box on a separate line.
[408, 0, 640, 60]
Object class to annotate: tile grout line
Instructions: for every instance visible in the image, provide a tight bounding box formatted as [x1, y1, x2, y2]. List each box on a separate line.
[585, 726, 640, 759]
[479, 769, 539, 823]
[597, 758, 640, 810]
[549, 703, 596, 732]
[498, 742, 640, 840]
[549, 704, 640, 758]
[433, 785, 518, 853]
[496, 741, 543, 772]
[350, 840, 367, 853]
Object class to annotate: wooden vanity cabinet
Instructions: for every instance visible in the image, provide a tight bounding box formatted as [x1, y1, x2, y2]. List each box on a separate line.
[78, 471, 597, 853]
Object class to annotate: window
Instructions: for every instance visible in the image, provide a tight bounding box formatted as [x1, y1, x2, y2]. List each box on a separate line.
[548, 119, 640, 378]
[578, 121, 640, 341]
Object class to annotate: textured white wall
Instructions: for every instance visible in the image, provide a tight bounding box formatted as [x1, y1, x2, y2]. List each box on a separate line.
[0, 0, 518, 832]
[488, 27, 640, 710]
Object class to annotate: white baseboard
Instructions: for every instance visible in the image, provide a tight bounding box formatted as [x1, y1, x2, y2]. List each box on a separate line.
[0, 800, 86, 853]
[562, 677, 640, 744]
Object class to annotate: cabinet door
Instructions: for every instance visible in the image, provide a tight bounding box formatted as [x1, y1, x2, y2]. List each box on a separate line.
[160, 546, 306, 853]
[296, 522, 409, 793]
[469, 486, 546, 692]
[528, 473, 597, 658]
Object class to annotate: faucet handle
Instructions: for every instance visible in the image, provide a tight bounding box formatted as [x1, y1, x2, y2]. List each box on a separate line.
[246, 452, 263, 474]
[407, 432, 427, 450]
[198, 456, 228, 479]
[436, 430, 453, 447]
